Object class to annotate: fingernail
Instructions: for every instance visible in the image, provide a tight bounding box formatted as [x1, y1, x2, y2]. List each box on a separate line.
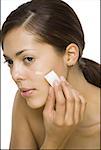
[53, 80, 60, 86]
[60, 76, 70, 86]
[60, 76, 65, 81]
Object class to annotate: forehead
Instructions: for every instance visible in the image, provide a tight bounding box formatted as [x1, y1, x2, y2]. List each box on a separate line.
[3, 27, 39, 52]
[3, 27, 61, 58]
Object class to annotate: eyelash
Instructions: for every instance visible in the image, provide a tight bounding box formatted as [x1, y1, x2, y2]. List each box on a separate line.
[23, 57, 34, 63]
[4, 59, 13, 67]
[4, 57, 34, 67]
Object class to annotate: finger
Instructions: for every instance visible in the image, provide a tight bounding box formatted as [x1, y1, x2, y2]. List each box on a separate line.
[60, 79, 75, 125]
[44, 87, 55, 112]
[60, 76, 72, 88]
[72, 90, 81, 124]
[60, 76, 72, 100]
[79, 95, 87, 121]
[53, 80, 65, 125]
[65, 95, 75, 126]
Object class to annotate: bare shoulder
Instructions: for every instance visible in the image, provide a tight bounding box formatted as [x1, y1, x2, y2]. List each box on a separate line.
[10, 90, 40, 149]
[13, 90, 44, 122]
[11, 90, 44, 148]
[12, 90, 43, 133]
[12, 90, 34, 122]
[65, 86, 100, 149]
[13, 90, 34, 114]
[15, 91, 45, 146]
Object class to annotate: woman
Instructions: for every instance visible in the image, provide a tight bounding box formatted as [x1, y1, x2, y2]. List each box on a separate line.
[1, 0, 100, 149]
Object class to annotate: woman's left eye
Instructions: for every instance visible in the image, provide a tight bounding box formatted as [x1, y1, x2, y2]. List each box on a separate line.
[24, 57, 34, 63]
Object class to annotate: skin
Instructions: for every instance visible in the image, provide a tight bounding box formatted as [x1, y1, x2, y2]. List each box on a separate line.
[3, 27, 68, 109]
[3, 27, 100, 149]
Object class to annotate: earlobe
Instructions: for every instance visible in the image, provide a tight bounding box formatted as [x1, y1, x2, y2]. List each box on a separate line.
[64, 43, 79, 66]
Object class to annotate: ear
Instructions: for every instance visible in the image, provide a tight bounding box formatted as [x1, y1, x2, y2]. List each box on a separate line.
[64, 43, 79, 66]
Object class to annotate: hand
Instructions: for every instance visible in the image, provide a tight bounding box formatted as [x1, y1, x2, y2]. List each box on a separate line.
[42, 76, 87, 148]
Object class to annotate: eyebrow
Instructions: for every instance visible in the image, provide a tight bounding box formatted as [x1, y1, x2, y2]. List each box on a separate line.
[16, 50, 25, 56]
[3, 49, 33, 59]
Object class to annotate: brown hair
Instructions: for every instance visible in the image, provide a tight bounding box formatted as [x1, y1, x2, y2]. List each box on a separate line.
[1, 0, 101, 88]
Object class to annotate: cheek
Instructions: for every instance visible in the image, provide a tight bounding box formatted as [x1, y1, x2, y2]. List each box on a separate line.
[25, 59, 67, 108]
[29, 57, 68, 85]
[26, 68, 50, 107]
[24, 66, 49, 103]
[52, 60, 68, 78]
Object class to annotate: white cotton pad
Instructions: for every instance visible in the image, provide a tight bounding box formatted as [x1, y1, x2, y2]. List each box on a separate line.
[44, 70, 60, 87]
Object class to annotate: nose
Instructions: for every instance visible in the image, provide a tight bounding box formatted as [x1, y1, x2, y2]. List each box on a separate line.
[11, 63, 24, 82]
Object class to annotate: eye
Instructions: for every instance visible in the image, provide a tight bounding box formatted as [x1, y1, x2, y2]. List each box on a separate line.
[24, 57, 34, 64]
[4, 59, 13, 67]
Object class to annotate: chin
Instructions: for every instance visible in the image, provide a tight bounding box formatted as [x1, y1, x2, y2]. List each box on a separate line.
[26, 97, 46, 109]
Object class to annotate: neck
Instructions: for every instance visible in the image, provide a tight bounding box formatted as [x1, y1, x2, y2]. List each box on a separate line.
[67, 65, 100, 126]
[67, 64, 93, 100]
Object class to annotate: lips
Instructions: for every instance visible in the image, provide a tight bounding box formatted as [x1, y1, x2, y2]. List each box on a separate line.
[20, 88, 36, 97]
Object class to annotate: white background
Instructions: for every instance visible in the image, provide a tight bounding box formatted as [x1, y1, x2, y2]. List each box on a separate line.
[1, 0, 100, 149]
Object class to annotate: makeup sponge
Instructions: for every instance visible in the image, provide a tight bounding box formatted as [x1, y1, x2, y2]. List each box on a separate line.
[44, 70, 60, 87]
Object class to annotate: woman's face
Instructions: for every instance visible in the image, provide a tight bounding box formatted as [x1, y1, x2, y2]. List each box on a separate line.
[3, 27, 67, 108]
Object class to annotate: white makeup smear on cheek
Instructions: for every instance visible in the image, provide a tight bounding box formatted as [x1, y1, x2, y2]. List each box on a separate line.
[35, 71, 44, 77]
[35, 71, 43, 76]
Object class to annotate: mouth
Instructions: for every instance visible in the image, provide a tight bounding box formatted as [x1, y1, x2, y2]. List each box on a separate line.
[20, 88, 36, 97]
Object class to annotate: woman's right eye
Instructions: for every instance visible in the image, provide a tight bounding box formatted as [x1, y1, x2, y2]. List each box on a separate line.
[4, 59, 13, 67]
